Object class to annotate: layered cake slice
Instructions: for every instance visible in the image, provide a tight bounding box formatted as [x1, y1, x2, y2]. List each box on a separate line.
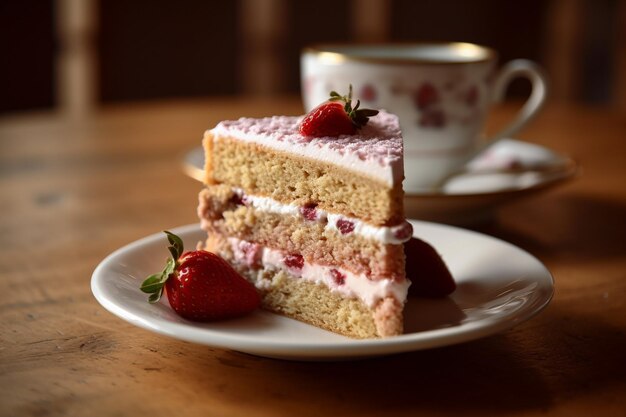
[197, 91, 413, 338]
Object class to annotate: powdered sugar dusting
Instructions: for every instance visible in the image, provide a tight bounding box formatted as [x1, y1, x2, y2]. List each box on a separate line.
[211, 110, 404, 186]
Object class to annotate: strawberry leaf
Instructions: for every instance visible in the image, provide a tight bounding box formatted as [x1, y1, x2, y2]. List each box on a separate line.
[164, 257, 176, 277]
[324, 85, 379, 131]
[140, 231, 184, 303]
[148, 289, 164, 304]
[165, 231, 184, 258]
[165, 230, 184, 260]
[359, 109, 379, 117]
[140, 273, 165, 293]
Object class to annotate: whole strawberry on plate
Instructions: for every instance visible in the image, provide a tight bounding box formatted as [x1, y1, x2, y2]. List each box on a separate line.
[405, 237, 456, 298]
[140, 231, 260, 321]
[299, 85, 379, 137]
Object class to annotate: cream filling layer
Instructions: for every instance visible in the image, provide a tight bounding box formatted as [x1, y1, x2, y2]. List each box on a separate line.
[227, 237, 410, 308]
[233, 188, 413, 245]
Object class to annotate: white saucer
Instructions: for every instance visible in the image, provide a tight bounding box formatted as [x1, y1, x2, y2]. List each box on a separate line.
[404, 163, 578, 224]
[91, 221, 554, 361]
[182, 141, 578, 225]
[404, 139, 579, 224]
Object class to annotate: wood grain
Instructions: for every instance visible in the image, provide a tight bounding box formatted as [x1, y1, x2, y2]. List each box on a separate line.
[1, 97, 625, 417]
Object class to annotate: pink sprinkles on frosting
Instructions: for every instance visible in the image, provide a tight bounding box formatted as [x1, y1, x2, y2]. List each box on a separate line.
[215, 111, 402, 168]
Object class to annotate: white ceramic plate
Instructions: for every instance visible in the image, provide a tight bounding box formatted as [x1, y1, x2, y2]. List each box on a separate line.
[91, 221, 553, 360]
[182, 145, 578, 225]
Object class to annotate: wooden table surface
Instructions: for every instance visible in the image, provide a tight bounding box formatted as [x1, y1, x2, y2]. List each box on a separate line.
[1, 97, 625, 417]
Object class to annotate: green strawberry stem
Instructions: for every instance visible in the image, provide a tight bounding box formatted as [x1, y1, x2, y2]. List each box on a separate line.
[328, 84, 379, 129]
[140, 231, 184, 303]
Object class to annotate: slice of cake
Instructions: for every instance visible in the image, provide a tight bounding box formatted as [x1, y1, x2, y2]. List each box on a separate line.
[197, 94, 413, 338]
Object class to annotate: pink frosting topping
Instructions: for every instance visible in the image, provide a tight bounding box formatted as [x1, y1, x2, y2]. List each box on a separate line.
[214, 110, 403, 168]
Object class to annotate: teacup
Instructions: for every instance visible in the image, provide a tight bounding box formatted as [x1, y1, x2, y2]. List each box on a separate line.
[301, 42, 548, 192]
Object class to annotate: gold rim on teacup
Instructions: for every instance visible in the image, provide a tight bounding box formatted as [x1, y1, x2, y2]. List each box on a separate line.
[302, 42, 497, 66]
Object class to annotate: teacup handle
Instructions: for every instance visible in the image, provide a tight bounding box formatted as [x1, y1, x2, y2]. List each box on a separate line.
[487, 59, 548, 141]
[435, 60, 549, 188]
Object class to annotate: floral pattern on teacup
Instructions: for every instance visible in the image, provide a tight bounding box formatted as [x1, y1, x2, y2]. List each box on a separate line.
[390, 80, 486, 129]
[304, 74, 491, 131]
[359, 84, 378, 102]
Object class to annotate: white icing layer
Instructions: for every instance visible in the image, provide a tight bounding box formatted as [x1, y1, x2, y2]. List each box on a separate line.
[233, 188, 413, 244]
[209, 110, 404, 187]
[227, 237, 410, 308]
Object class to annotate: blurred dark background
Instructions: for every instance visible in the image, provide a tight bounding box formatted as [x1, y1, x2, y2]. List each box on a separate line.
[1, 0, 624, 114]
